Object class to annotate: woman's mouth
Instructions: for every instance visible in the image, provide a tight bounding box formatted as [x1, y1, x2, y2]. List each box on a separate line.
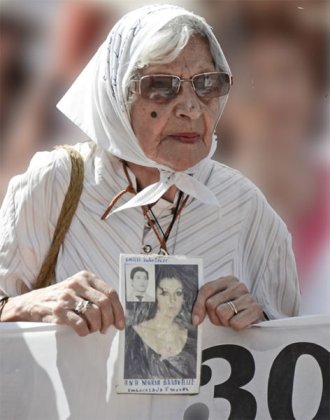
[169, 132, 201, 144]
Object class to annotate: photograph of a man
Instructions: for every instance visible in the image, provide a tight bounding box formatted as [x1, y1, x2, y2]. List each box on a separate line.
[126, 266, 155, 302]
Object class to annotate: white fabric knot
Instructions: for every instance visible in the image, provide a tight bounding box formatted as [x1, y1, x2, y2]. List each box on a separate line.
[110, 169, 220, 215]
[160, 170, 174, 186]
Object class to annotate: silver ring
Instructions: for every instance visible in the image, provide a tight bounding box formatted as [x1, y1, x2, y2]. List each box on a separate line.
[73, 300, 92, 315]
[226, 300, 238, 315]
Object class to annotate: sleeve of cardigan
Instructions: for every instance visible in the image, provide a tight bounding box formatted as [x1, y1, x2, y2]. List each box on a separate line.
[0, 149, 71, 296]
[258, 233, 301, 319]
[237, 183, 301, 320]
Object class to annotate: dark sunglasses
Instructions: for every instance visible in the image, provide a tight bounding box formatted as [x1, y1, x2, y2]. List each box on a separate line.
[130, 72, 233, 101]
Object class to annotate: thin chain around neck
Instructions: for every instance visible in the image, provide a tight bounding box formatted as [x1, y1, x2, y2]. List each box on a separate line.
[142, 191, 188, 254]
[111, 161, 188, 254]
[101, 160, 189, 253]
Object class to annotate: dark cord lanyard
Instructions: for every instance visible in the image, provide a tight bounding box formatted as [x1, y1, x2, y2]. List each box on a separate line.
[142, 191, 188, 254]
[148, 190, 183, 240]
[101, 160, 189, 254]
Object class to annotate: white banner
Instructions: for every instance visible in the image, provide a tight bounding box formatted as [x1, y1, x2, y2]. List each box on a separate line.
[0, 315, 329, 420]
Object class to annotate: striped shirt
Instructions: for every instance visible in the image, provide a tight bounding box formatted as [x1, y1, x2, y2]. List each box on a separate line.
[0, 142, 300, 319]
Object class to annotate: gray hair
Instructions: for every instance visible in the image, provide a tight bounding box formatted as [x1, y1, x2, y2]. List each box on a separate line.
[136, 15, 214, 68]
[127, 15, 225, 104]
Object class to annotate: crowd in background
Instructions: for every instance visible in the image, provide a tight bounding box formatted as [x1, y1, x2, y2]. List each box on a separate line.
[0, 0, 329, 315]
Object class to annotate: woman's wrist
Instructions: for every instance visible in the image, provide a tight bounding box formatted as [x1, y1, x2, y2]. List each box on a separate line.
[0, 295, 27, 322]
[0, 296, 9, 321]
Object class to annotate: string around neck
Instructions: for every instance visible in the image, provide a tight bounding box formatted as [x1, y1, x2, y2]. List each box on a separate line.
[142, 191, 188, 254]
[101, 160, 189, 254]
[100, 161, 135, 220]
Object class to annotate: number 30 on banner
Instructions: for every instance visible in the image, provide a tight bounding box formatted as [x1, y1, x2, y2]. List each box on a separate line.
[184, 342, 329, 420]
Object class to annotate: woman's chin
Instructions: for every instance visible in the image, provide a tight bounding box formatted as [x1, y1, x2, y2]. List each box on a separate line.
[150, 142, 209, 171]
[157, 155, 206, 172]
[167, 309, 181, 318]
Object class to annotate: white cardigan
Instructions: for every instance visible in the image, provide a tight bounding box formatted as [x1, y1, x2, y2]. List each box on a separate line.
[0, 142, 300, 319]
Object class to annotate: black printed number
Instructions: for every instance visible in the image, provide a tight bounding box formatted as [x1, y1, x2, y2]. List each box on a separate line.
[201, 345, 257, 419]
[268, 342, 330, 420]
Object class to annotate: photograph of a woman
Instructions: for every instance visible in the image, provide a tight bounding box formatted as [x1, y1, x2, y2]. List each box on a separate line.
[124, 264, 198, 380]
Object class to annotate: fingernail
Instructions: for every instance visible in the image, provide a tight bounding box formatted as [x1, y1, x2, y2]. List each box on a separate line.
[192, 315, 200, 326]
[117, 320, 125, 330]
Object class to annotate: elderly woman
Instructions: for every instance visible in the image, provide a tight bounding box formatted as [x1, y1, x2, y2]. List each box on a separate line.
[0, 5, 299, 338]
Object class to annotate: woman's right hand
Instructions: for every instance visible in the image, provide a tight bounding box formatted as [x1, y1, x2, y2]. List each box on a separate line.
[1, 271, 125, 336]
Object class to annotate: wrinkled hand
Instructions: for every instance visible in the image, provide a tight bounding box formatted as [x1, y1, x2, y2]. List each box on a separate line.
[6, 271, 124, 336]
[192, 276, 265, 330]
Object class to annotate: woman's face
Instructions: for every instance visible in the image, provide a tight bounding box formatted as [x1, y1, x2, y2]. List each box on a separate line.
[130, 35, 221, 171]
[156, 277, 184, 319]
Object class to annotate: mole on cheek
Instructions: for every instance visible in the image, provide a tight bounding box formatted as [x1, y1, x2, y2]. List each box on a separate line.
[150, 111, 157, 118]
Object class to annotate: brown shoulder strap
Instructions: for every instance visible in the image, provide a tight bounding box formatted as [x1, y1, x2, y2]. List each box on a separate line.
[34, 146, 84, 289]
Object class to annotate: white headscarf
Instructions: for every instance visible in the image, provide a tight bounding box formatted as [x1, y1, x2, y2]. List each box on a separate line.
[57, 4, 231, 215]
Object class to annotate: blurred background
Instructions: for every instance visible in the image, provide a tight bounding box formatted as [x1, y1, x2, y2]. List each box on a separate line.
[0, 0, 329, 314]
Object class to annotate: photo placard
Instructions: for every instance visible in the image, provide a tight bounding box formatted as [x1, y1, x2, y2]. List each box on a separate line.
[116, 254, 203, 394]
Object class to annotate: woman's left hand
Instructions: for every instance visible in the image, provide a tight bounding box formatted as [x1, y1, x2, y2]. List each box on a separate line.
[192, 276, 265, 330]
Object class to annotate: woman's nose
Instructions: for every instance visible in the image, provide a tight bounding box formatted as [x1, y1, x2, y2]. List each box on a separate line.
[174, 83, 202, 119]
[169, 294, 176, 304]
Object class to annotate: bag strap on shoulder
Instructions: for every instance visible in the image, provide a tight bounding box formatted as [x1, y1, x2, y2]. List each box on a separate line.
[34, 146, 84, 289]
